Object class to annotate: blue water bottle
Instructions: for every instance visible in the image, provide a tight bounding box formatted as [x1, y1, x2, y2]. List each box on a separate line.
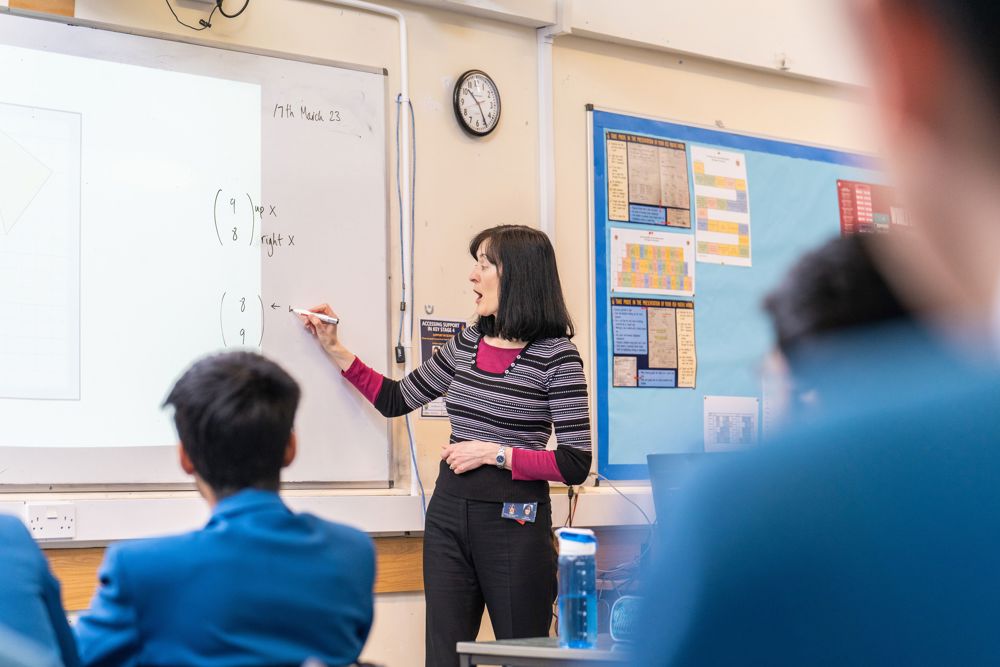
[556, 527, 598, 648]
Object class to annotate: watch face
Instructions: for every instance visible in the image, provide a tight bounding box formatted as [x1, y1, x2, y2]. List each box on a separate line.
[496, 453, 504, 464]
[453, 70, 500, 136]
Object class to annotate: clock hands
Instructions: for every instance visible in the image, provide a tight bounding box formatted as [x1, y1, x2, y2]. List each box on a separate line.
[469, 90, 488, 123]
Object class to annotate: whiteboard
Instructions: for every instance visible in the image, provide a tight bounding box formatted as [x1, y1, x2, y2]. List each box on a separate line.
[0, 12, 391, 486]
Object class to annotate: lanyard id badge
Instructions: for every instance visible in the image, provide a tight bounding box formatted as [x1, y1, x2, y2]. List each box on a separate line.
[501, 502, 538, 524]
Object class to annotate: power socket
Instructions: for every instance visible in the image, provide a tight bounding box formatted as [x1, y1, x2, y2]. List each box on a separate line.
[25, 503, 76, 541]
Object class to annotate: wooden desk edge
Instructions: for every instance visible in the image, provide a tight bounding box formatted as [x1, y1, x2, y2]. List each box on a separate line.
[455, 639, 630, 661]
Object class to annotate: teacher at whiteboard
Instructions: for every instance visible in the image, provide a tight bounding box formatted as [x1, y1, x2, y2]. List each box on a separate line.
[301, 224, 592, 667]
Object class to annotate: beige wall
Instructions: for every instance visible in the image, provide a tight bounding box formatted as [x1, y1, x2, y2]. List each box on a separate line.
[569, 0, 866, 85]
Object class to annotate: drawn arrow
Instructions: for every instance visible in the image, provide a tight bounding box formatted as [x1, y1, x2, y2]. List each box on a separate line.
[271, 303, 281, 310]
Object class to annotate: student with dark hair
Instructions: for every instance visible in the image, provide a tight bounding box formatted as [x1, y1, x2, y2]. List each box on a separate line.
[761, 233, 913, 423]
[764, 234, 909, 364]
[74, 351, 376, 667]
[301, 224, 591, 667]
[0, 515, 79, 667]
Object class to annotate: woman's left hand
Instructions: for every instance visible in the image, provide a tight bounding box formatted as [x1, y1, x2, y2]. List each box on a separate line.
[442, 440, 502, 474]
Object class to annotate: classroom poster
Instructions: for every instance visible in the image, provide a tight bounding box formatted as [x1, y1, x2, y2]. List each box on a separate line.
[610, 297, 696, 388]
[692, 145, 752, 266]
[836, 179, 909, 234]
[419, 319, 465, 418]
[606, 131, 691, 228]
[703, 395, 759, 451]
[609, 227, 694, 297]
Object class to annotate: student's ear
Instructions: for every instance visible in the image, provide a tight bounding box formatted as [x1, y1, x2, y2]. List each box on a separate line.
[853, 0, 948, 141]
[178, 443, 195, 475]
[282, 432, 297, 468]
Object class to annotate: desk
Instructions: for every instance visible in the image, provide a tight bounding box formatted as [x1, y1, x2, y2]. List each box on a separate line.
[456, 636, 630, 666]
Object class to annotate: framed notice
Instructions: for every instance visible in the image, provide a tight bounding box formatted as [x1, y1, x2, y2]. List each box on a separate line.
[419, 319, 465, 418]
[606, 131, 691, 228]
[837, 179, 908, 234]
[610, 297, 696, 389]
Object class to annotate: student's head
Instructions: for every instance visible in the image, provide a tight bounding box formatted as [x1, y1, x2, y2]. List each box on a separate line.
[762, 234, 911, 423]
[853, 0, 1000, 326]
[468, 224, 574, 341]
[764, 234, 910, 370]
[163, 351, 300, 500]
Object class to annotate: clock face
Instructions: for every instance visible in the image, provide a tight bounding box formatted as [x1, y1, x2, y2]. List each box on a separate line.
[453, 70, 501, 136]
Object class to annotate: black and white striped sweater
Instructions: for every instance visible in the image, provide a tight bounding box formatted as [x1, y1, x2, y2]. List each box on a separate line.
[373, 324, 592, 503]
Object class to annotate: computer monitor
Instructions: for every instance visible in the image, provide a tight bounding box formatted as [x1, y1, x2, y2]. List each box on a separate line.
[647, 452, 741, 525]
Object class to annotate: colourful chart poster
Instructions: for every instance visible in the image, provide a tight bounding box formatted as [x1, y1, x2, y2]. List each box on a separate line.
[419, 319, 465, 418]
[605, 131, 690, 228]
[692, 145, 752, 266]
[610, 297, 696, 388]
[837, 179, 909, 234]
[610, 227, 694, 297]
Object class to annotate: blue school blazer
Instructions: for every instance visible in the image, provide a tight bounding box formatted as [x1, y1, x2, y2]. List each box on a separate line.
[74, 489, 376, 667]
[0, 514, 80, 667]
[636, 329, 1000, 665]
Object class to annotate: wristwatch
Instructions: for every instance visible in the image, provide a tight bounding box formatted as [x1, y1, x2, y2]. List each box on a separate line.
[495, 445, 506, 470]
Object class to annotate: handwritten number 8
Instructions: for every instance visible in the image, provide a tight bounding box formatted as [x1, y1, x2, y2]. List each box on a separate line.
[240, 297, 246, 313]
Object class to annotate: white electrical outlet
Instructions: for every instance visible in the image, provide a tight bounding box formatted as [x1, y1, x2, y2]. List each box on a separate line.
[25, 503, 77, 540]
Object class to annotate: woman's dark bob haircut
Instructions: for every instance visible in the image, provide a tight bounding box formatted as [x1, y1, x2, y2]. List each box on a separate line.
[470, 225, 575, 341]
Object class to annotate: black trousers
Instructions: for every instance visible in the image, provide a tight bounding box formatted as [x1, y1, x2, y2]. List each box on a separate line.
[423, 490, 557, 667]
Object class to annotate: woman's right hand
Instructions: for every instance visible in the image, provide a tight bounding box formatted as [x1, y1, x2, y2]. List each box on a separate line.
[299, 304, 355, 371]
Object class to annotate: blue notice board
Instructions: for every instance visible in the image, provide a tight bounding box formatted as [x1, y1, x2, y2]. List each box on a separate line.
[590, 108, 886, 479]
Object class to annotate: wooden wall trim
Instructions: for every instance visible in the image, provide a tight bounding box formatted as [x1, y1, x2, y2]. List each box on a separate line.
[48, 536, 426, 612]
[9, 0, 75, 16]
[373, 536, 424, 595]
[46, 548, 105, 613]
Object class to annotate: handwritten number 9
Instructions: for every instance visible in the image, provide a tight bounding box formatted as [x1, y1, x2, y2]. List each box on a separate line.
[230, 197, 236, 214]
[240, 328, 246, 345]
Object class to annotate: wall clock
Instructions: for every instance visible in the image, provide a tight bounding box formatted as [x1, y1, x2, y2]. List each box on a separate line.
[453, 69, 501, 136]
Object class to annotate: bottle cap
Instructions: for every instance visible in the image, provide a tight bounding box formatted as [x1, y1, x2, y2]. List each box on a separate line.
[555, 527, 598, 556]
